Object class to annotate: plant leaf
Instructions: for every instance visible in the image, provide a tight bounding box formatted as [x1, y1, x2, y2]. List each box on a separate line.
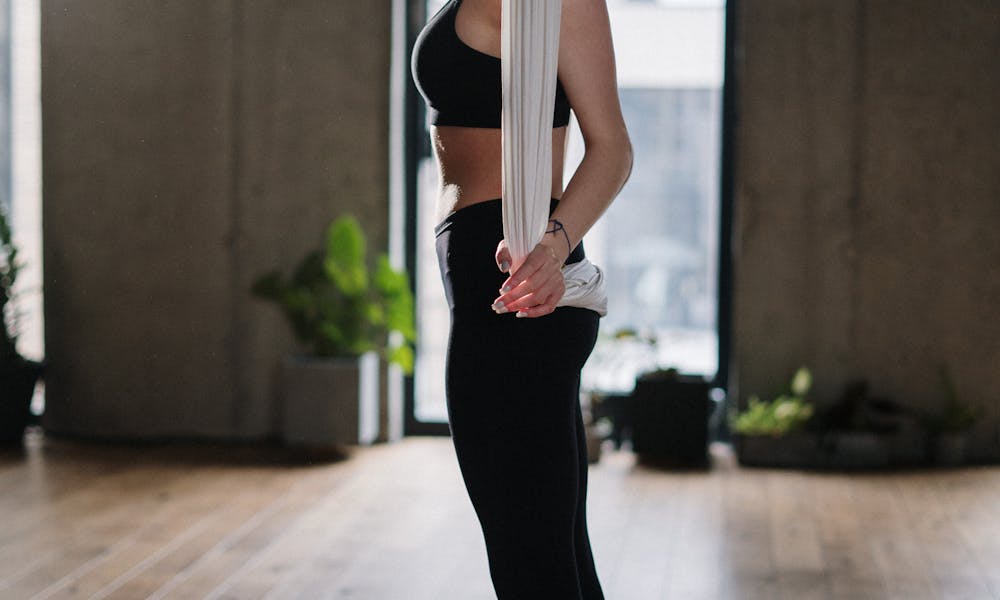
[324, 216, 368, 296]
[375, 255, 416, 342]
[790, 366, 812, 397]
[387, 343, 414, 375]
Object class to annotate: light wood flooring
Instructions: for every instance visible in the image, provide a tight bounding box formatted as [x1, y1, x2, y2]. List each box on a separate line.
[1, 431, 999, 600]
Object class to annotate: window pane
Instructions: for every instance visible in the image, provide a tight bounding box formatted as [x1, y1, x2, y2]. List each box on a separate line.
[576, 0, 725, 393]
[414, 142, 449, 423]
[413, 0, 726, 420]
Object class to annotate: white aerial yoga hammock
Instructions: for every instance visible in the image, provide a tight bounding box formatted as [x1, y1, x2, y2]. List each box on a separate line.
[500, 0, 608, 317]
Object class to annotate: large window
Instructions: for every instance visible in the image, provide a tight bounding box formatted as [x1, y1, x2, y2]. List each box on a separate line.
[2, 0, 44, 406]
[409, 0, 727, 425]
[576, 0, 725, 393]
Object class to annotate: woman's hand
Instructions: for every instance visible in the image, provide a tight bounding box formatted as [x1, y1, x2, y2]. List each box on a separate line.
[492, 238, 567, 318]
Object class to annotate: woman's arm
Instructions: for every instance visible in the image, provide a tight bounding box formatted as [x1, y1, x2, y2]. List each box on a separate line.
[492, 0, 632, 318]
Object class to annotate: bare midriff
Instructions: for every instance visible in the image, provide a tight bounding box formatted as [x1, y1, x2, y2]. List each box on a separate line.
[431, 124, 568, 223]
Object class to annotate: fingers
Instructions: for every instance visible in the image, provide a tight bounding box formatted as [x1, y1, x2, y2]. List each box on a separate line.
[493, 287, 557, 317]
[499, 244, 560, 295]
[495, 239, 511, 273]
[513, 303, 558, 318]
[507, 289, 560, 318]
[492, 244, 565, 318]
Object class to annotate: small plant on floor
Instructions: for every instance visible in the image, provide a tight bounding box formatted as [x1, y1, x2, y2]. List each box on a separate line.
[251, 214, 416, 374]
[0, 201, 46, 442]
[811, 378, 907, 436]
[0, 202, 24, 368]
[918, 364, 981, 435]
[730, 366, 815, 436]
[912, 364, 982, 466]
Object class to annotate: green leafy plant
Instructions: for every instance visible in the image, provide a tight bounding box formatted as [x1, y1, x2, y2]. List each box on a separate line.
[1, 202, 46, 442]
[731, 366, 816, 436]
[1, 202, 29, 369]
[251, 215, 416, 374]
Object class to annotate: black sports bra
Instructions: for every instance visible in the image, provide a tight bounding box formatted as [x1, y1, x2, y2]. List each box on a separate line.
[410, 0, 572, 129]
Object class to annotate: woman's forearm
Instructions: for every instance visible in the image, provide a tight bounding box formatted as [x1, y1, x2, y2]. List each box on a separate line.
[541, 131, 633, 261]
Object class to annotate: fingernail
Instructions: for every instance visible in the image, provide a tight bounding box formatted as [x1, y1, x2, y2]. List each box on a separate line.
[500, 261, 510, 272]
[515, 311, 527, 318]
[492, 301, 508, 314]
[500, 285, 512, 293]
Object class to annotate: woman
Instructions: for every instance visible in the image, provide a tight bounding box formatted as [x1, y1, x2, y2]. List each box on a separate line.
[411, 0, 631, 597]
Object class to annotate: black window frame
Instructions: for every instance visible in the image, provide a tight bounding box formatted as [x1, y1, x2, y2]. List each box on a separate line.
[403, 0, 451, 436]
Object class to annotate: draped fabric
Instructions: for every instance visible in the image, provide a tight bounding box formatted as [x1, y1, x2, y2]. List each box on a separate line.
[500, 0, 608, 317]
[500, 0, 560, 270]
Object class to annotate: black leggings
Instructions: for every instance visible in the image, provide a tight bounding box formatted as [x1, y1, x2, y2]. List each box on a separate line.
[434, 199, 604, 599]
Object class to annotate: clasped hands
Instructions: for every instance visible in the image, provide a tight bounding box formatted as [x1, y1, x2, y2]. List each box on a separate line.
[491, 237, 568, 318]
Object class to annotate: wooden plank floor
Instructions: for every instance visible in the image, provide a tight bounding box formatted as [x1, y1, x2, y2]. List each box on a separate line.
[1, 431, 999, 600]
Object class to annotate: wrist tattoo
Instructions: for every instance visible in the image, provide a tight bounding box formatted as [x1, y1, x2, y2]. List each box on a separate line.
[546, 219, 572, 257]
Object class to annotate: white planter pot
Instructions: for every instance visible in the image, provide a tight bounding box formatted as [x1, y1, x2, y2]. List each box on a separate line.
[280, 351, 379, 446]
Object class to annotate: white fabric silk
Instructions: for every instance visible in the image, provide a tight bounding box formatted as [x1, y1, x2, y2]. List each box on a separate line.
[500, 0, 608, 317]
[559, 258, 608, 316]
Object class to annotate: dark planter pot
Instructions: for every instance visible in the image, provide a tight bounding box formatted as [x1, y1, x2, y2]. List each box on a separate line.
[0, 358, 45, 444]
[630, 374, 716, 467]
[739, 430, 901, 470]
[929, 431, 970, 467]
[884, 417, 930, 466]
[823, 431, 890, 470]
[736, 431, 824, 468]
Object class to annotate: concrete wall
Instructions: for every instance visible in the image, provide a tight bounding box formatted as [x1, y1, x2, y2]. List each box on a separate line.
[732, 0, 1000, 459]
[41, 1, 391, 438]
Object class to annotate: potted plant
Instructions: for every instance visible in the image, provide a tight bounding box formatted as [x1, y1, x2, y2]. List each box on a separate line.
[630, 366, 716, 467]
[252, 215, 415, 447]
[810, 379, 922, 469]
[583, 328, 660, 449]
[731, 366, 820, 467]
[0, 202, 45, 444]
[918, 365, 980, 466]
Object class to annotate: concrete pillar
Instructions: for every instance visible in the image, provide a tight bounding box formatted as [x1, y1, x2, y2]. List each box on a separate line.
[40, 1, 391, 439]
[733, 0, 1000, 459]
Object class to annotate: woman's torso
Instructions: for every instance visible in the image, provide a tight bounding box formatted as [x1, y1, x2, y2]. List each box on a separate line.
[411, 0, 570, 221]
